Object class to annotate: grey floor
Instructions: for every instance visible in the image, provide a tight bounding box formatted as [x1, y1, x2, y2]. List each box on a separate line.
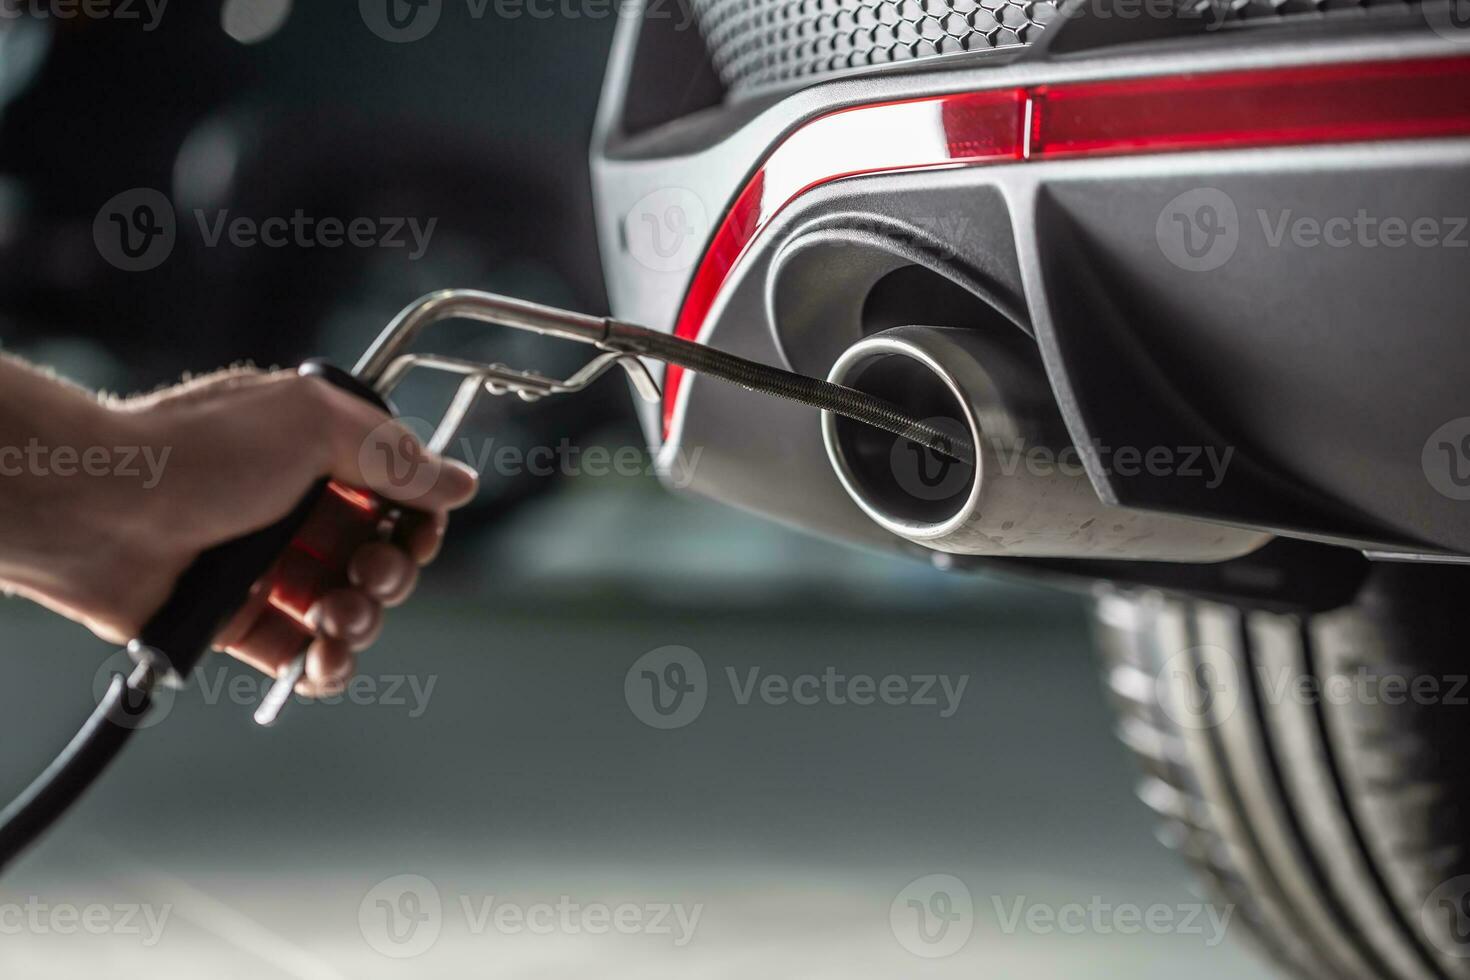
[0, 476, 1266, 978]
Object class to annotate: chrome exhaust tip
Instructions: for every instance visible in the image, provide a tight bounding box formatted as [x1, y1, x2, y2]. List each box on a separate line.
[822, 326, 1268, 562]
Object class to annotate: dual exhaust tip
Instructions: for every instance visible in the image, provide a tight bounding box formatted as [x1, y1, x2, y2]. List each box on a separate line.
[821, 326, 1267, 562]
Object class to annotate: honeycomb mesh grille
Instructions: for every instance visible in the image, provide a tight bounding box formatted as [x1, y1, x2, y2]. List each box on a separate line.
[693, 0, 1060, 94]
[692, 0, 1421, 95]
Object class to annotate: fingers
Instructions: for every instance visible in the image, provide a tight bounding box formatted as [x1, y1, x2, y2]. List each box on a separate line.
[297, 638, 355, 699]
[348, 540, 419, 606]
[223, 587, 383, 697]
[309, 588, 383, 653]
[296, 589, 383, 696]
[216, 374, 470, 702]
[306, 377, 479, 512]
[219, 505, 442, 697]
[220, 604, 312, 679]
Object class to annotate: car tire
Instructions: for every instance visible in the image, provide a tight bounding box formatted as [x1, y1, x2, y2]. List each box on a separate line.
[1093, 562, 1470, 979]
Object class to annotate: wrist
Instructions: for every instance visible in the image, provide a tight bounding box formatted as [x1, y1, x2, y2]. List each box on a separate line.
[0, 389, 178, 639]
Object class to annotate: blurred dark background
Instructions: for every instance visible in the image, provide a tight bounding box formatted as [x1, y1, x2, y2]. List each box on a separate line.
[0, 0, 631, 521]
[0, 4, 1260, 976]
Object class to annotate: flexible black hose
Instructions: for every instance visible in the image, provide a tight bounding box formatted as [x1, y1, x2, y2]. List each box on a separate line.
[611, 324, 975, 465]
[0, 666, 153, 872]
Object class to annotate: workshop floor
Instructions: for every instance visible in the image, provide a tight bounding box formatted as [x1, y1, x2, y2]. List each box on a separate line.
[0, 475, 1264, 978]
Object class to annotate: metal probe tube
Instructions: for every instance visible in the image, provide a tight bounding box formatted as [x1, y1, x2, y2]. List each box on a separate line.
[355, 290, 974, 463]
[603, 322, 975, 465]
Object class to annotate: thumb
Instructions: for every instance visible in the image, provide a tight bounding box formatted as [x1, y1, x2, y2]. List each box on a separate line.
[310, 380, 478, 511]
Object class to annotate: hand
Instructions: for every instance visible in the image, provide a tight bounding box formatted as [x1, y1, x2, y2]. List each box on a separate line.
[0, 364, 477, 696]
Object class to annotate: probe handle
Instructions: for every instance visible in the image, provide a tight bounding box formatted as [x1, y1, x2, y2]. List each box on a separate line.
[133, 360, 402, 684]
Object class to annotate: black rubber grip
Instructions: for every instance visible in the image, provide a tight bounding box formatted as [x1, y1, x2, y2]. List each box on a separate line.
[134, 360, 390, 681]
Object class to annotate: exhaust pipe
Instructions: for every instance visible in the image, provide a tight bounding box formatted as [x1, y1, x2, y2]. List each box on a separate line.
[821, 326, 1268, 562]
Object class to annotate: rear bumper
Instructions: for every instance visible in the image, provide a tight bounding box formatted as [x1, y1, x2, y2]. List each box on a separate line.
[591, 8, 1470, 563]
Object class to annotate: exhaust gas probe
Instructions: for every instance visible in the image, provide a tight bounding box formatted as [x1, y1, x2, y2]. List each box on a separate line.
[0, 290, 972, 873]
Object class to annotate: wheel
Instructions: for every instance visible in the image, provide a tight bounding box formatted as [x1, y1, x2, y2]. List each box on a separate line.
[1094, 562, 1470, 979]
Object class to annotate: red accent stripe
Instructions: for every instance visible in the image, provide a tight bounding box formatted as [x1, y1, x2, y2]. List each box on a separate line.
[1030, 56, 1470, 158]
[662, 54, 1470, 437]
